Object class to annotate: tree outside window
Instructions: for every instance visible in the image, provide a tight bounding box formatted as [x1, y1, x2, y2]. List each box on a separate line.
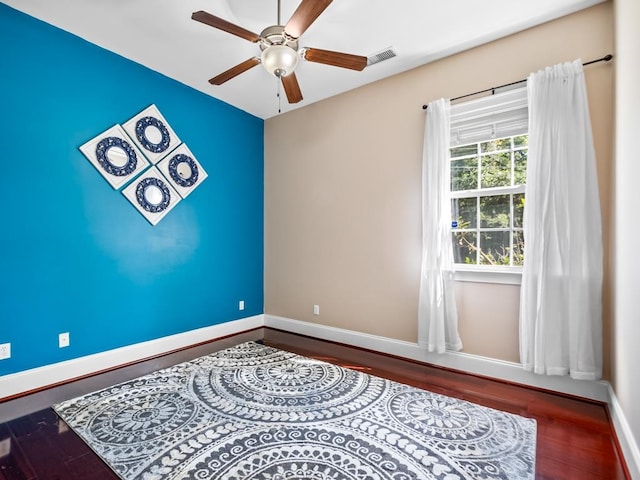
[450, 135, 527, 267]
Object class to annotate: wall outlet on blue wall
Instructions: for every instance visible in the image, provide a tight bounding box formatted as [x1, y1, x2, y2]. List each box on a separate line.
[59, 333, 70, 348]
[0, 343, 10, 360]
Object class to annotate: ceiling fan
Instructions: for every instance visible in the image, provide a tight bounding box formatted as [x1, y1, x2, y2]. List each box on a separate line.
[191, 0, 368, 104]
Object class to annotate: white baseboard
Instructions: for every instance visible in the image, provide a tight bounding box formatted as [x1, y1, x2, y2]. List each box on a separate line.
[2, 312, 636, 475]
[264, 314, 610, 402]
[0, 315, 264, 401]
[608, 384, 640, 479]
[2, 313, 610, 402]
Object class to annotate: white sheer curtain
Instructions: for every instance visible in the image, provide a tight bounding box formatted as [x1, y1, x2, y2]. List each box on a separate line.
[418, 98, 463, 353]
[520, 60, 603, 380]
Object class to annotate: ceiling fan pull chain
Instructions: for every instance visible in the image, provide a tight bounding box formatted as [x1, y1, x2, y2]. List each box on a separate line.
[277, 79, 282, 113]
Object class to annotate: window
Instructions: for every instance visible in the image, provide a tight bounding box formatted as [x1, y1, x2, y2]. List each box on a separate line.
[450, 135, 527, 267]
[448, 86, 528, 276]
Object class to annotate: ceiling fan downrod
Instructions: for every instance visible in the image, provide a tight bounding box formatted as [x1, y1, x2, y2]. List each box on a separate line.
[277, 0, 281, 25]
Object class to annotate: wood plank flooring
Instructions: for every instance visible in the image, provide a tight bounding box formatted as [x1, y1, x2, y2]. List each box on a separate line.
[0, 327, 629, 479]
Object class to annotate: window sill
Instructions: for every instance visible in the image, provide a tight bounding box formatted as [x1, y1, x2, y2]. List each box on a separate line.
[454, 267, 522, 285]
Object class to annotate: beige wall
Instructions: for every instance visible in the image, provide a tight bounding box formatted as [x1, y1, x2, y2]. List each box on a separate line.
[265, 3, 614, 375]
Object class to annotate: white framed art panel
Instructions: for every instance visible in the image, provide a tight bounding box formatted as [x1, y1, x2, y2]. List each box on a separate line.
[122, 104, 181, 164]
[156, 144, 208, 199]
[79, 124, 150, 190]
[122, 167, 181, 225]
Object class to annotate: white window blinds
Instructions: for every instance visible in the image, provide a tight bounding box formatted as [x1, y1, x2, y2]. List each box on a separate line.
[450, 86, 528, 146]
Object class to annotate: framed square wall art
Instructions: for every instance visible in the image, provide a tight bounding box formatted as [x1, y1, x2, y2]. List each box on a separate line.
[79, 125, 150, 190]
[122, 104, 181, 164]
[122, 167, 181, 225]
[156, 144, 208, 199]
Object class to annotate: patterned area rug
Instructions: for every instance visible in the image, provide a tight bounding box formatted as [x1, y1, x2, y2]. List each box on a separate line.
[54, 342, 536, 479]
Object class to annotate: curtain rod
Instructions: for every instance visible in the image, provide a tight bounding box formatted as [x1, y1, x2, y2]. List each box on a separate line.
[421, 54, 613, 110]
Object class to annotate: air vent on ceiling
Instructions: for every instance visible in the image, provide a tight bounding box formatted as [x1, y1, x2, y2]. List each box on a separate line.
[367, 47, 397, 66]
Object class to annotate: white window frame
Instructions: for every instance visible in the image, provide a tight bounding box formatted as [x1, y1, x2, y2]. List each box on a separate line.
[449, 87, 528, 285]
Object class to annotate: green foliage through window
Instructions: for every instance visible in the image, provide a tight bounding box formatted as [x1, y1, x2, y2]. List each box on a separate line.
[451, 135, 527, 267]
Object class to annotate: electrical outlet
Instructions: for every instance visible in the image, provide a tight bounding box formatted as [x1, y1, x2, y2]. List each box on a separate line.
[59, 332, 70, 348]
[0, 343, 10, 360]
[313, 304, 320, 316]
[239, 300, 245, 311]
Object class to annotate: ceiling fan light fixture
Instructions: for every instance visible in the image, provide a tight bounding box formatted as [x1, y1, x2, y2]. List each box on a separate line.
[261, 45, 299, 78]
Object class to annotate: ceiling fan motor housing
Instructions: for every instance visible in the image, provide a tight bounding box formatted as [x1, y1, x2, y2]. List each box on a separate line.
[259, 26, 300, 77]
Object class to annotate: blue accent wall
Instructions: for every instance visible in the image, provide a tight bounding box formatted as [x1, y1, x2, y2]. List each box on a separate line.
[0, 4, 264, 376]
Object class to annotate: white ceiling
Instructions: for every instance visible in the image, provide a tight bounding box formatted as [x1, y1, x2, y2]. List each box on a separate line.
[3, 0, 604, 119]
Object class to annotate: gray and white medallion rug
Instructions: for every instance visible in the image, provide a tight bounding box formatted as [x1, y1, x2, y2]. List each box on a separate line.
[54, 342, 536, 480]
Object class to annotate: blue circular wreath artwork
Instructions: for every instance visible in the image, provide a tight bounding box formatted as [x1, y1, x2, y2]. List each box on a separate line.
[168, 154, 199, 187]
[95, 137, 138, 176]
[135, 116, 171, 153]
[135, 177, 171, 213]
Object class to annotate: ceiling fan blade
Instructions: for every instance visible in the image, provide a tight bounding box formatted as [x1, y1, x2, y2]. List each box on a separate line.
[303, 48, 367, 71]
[281, 73, 303, 104]
[209, 57, 261, 85]
[284, 0, 333, 38]
[192, 11, 261, 43]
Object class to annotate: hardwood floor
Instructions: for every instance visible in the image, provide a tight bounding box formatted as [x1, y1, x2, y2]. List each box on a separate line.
[0, 327, 629, 479]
